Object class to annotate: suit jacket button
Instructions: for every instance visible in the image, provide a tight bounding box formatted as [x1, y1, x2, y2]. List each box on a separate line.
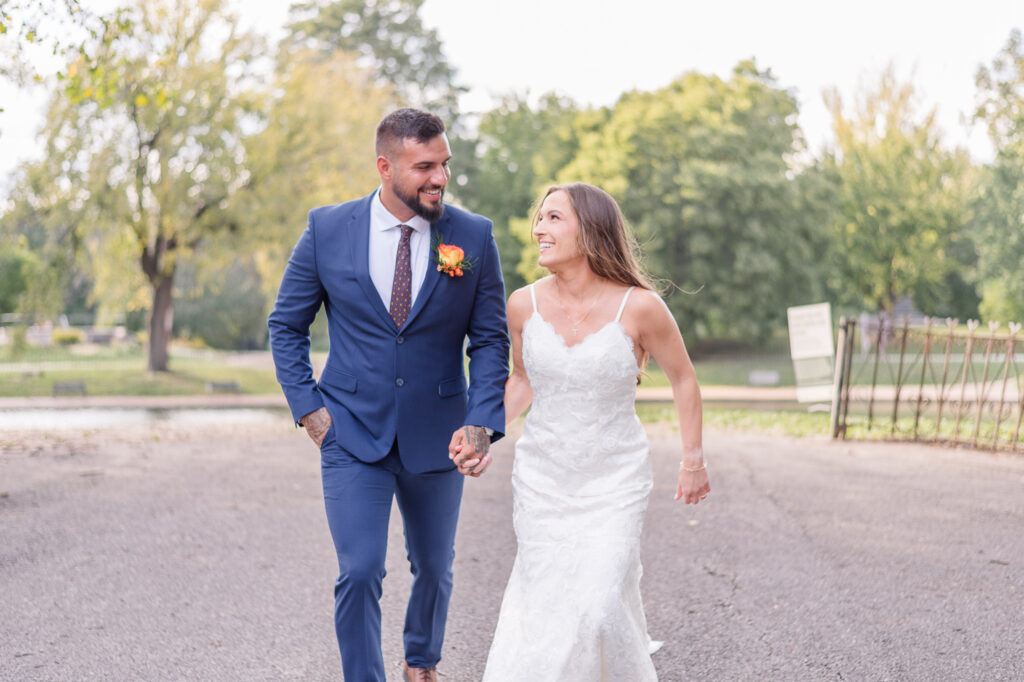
[396, 336, 404, 344]
[395, 378, 404, 387]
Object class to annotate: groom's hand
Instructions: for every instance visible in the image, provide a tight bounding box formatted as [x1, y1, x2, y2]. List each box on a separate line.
[449, 426, 491, 477]
[299, 407, 333, 447]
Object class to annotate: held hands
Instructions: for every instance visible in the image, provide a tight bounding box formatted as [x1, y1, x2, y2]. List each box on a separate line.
[299, 407, 333, 447]
[449, 425, 492, 477]
[675, 449, 711, 504]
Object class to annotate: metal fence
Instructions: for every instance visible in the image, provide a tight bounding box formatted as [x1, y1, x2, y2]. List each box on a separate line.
[831, 317, 1024, 451]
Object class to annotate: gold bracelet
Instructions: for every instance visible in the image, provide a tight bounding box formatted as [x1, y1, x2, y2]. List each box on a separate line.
[680, 462, 706, 473]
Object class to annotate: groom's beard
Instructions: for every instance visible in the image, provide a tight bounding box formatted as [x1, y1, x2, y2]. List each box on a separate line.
[395, 182, 446, 222]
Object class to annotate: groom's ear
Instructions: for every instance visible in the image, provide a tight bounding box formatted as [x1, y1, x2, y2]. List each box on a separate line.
[377, 155, 392, 181]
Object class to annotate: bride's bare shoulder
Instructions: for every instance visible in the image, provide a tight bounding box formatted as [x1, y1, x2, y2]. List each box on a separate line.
[508, 282, 542, 327]
[627, 287, 673, 323]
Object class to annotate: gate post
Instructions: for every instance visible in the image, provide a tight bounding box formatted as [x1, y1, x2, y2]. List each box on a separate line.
[830, 317, 851, 439]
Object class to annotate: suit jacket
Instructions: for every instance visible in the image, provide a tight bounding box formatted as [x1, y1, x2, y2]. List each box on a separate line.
[268, 191, 509, 473]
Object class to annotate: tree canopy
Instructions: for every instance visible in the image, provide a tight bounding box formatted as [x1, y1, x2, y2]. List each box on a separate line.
[5, 10, 1023, 359]
[823, 67, 973, 316]
[553, 61, 823, 340]
[21, 0, 264, 369]
[973, 29, 1024, 322]
[283, 0, 464, 124]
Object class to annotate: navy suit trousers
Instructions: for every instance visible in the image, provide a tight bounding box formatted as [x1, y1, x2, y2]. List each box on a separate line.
[320, 427, 464, 681]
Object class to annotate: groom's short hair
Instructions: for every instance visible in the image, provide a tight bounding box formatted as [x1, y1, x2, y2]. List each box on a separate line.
[376, 108, 446, 159]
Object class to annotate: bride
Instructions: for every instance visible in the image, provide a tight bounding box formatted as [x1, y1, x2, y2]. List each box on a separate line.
[454, 182, 709, 681]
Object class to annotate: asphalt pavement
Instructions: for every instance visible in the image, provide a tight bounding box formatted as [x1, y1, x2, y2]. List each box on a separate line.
[2, 421, 1022, 681]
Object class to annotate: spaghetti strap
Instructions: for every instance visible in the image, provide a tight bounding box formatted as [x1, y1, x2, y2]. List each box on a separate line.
[529, 283, 538, 313]
[615, 286, 636, 322]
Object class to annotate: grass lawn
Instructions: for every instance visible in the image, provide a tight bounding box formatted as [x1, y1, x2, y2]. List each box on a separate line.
[3, 344, 804, 398]
[637, 402, 831, 438]
[642, 355, 796, 388]
[0, 357, 280, 397]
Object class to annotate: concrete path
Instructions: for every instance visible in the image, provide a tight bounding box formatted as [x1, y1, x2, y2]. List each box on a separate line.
[1, 422, 1022, 681]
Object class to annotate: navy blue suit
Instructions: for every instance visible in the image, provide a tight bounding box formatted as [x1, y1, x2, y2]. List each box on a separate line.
[268, 191, 508, 679]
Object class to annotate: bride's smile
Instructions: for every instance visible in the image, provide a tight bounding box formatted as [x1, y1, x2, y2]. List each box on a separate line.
[533, 189, 584, 269]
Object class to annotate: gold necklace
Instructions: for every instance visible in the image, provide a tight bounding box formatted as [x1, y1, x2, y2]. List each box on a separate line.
[552, 281, 605, 336]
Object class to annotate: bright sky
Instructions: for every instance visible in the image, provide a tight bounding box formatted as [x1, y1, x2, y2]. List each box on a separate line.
[1, 0, 1021, 192]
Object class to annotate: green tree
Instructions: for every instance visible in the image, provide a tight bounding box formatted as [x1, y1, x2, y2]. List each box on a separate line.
[237, 49, 392, 302]
[555, 61, 823, 340]
[0, 148, 93, 318]
[174, 258, 268, 349]
[283, 0, 464, 124]
[0, 0, 104, 87]
[451, 92, 582, 294]
[824, 67, 973, 316]
[0, 243, 37, 313]
[973, 29, 1024, 322]
[38, 0, 264, 370]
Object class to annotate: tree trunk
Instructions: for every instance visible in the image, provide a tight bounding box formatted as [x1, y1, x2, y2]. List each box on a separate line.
[147, 273, 174, 372]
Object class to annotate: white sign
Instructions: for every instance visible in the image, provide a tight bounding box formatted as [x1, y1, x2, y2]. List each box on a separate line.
[787, 303, 835, 403]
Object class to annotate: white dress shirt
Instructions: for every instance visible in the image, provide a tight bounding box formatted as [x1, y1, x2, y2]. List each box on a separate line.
[368, 188, 431, 311]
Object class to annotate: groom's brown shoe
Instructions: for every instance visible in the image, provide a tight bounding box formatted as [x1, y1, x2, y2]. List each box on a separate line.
[403, 661, 438, 681]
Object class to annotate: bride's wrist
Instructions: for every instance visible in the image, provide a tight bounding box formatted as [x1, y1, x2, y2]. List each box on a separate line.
[680, 448, 705, 472]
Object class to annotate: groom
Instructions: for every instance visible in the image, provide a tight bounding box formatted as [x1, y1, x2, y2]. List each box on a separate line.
[268, 108, 508, 681]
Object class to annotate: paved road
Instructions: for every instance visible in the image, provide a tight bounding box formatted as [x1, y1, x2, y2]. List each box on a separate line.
[2, 422, 1022, 681]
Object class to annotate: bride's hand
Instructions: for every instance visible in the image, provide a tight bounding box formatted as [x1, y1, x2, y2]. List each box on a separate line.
[675, 465, 710, 504]
[448, 426, 492, 477]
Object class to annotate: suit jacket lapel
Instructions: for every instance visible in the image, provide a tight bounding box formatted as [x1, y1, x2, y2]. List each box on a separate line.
[350, 194, 398, 331]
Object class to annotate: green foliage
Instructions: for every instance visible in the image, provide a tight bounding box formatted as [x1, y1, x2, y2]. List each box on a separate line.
[21, 0, 266, 369]
[174, 259, 269, 350]
[5, 326, 28, 358]
[975, 29, 1024, 151]
[823, 67, 973, 316]
[7, 14, 1017, 352]
[283, 0, 464, 124]
[51, 327, 84, 345]
[557, 61, 823, 340]
[237, 49, 391, 299]
[973, 29, 1024, 323]
[0, 0, 104, 87]
[0, 155, 93, 318]
[0, 244, 37, 313]
[451, 92, 582, 293]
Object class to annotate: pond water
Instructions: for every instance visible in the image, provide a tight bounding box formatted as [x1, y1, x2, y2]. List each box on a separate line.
[0, 407, 290, 431]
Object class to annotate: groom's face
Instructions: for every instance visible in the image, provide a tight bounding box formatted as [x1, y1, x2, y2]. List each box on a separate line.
[384, 134, 452, 222]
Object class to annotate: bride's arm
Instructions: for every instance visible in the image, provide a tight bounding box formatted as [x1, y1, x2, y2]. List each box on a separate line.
[634, 291, 709, 504]
[504, 287, 534, 424]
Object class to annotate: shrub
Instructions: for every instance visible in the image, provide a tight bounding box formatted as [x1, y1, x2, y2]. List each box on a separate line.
[52, 328, 85, 346]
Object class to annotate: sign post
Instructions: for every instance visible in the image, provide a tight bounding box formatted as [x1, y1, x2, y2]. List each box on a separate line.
[787, 303, 835, 403]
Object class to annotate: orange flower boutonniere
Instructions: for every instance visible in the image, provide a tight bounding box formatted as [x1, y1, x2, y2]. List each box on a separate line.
[436, 242, 473, 277]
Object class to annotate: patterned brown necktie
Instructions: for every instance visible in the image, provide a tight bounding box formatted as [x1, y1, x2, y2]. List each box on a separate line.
[389, 225, 414, 328]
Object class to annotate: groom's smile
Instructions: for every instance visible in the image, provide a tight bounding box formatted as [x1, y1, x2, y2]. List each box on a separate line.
[379, 133, 452, 222]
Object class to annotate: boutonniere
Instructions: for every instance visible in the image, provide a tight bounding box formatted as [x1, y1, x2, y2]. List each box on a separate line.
[433, 236, 475, 277]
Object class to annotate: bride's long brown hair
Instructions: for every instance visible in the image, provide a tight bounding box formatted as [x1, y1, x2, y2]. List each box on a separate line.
[534, 183, 662, 379]
[534, 182, 659, 293]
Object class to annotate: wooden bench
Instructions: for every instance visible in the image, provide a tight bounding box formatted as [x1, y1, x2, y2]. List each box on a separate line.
[52, 381, 87, 397]
[206, 380, 241, 394]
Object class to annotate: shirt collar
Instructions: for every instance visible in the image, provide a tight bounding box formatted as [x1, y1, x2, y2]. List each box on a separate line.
[371, 188, 430, 234]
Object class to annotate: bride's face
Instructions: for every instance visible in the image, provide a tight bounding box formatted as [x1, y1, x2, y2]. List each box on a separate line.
[534, 190, 583, 270]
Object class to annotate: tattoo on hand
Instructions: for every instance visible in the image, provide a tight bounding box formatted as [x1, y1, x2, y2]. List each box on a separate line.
[302, 408, 332, 445]
[464, 425, 490, 455]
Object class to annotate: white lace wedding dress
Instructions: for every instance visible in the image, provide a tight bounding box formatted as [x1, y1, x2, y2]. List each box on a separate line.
[482, 285, 660, 681]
